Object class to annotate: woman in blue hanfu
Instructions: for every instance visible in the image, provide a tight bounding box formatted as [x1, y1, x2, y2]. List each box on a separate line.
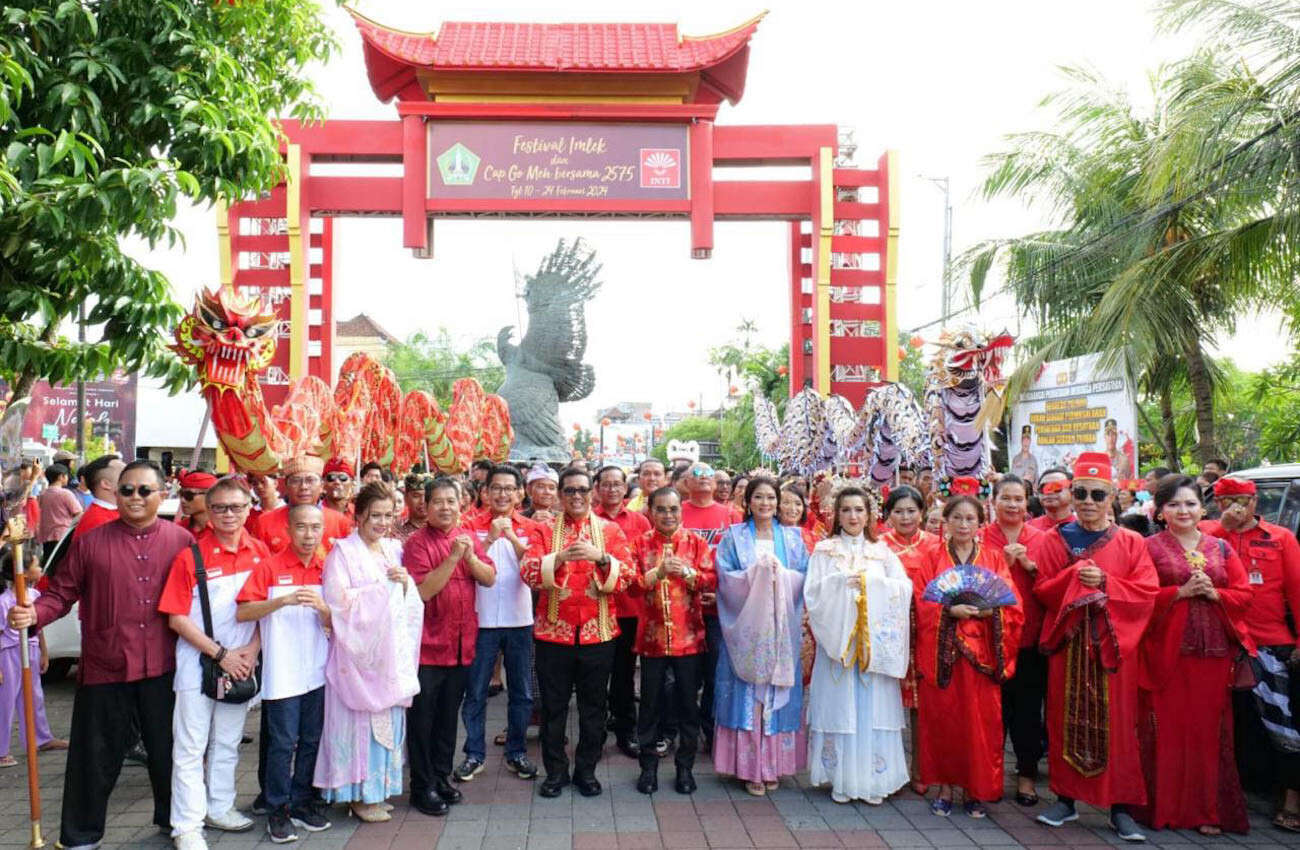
[712, 475, 810, 797]
[805, 483, 913, 804]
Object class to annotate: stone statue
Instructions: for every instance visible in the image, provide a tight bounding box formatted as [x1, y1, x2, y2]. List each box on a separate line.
[497, 238, 601, 462]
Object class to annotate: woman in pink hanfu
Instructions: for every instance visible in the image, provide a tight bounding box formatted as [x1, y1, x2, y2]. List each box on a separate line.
[313, 484, 424, 822]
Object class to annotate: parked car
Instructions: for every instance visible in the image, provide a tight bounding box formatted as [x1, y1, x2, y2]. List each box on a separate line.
[40, 497, 181, 682]
[1227, 464, 1300, 536]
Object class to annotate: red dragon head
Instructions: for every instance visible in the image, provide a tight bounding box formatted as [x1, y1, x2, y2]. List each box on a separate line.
[172, 286, 278, 393]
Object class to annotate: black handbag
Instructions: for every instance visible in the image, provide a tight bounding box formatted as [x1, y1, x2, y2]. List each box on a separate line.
[193, 544, 261, 704]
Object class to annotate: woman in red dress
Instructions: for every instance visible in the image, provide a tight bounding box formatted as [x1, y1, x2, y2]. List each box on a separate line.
[980, 474, 1045, 806]
[914, 495, 1023, 817]
[1136, 475, 1253, 835]
[881, 485, 939, 794]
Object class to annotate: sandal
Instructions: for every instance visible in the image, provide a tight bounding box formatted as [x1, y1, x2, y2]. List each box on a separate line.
[38, 738, 69, 751]
[930, 797, 952, 817]
[0, 755, 17, 768]
[764, 780, 779, 791]
[349, 803, 390, 823]
[1015, 791, 1039, 806]
[1274, 812, 1300, 833]
[745, 781, 767, 797]
[1196, 825, 1221, 836]
[964, 800, 988, 819]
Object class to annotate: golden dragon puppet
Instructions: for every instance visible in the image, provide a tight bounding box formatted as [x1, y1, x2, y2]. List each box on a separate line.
[171, 285, 512, 475]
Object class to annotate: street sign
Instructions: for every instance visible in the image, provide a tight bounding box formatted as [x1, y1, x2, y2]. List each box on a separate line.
[41, 424, 58, 441]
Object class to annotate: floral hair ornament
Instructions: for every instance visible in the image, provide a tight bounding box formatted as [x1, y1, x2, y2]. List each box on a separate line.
[827, 475, 882, 517]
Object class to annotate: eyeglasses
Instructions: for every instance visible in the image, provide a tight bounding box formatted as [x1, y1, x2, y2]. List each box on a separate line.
[287, 475, 321, 487]
[209, 503, 250, 515]
[562, 486, 591, 496]
[1216, 495, 1253, 509]
[596, 480, 625, 489]
[180, 489, 203, 500]
[488, 484, 517, 494]
[689, 466, 715, 478]
[1040, 480, 1070, 495]
[118, 485, 159, 498]
[324, 473, 351, 483]
[1071, 486, 1111, 503]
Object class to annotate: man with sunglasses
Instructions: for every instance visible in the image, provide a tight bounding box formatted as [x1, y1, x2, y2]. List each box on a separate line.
[1028, 468, 1075, 532]
[253, 456, 353, 556]
[8, 460, 195, 850]
[1029, 452, 1158, 842]
[1204, 476, 1300, 828]
[592, 465, 652, 759]
[520, 467, 634, 798]
[176, 470, 218, 535]
[321, 458, 355, 519]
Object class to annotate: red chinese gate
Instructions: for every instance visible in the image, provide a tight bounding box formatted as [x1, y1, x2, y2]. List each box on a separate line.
[219, 11, 899, 411]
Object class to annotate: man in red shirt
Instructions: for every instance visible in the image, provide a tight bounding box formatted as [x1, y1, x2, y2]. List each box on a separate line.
[402, 477, 495, 817]
[158, 477, 266, 847]
[1028, 468, 1075, 531]
[8, 460, 193, 850]
[631, 487, 716, 795]
[72, 453, 125, 539]
[254, 456, 352, 555]
[592, 465, 652, 758]
[175, 470, 217, 535]
[1203, 476, 1300, 828]
[680, 461, 736, 748]
[236, 504, 332, 842]
[521, 467, 634, 798]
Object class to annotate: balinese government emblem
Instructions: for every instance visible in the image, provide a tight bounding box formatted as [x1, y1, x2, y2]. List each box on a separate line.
[437, 143, 481, 186]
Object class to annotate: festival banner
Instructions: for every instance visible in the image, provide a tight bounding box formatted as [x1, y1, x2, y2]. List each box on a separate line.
[0, 373, 139, 458]
[1009, 353, 1138, 484]
[428, 121, 690, 202]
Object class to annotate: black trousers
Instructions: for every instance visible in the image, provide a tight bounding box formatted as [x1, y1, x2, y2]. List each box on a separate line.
[1002, 647, 1048, 779]
[638, 654, 702, 771]
[535, 638, 615, 781]
[699, 614, 721, 738]
[608, 616, 638, 743]
[60, 674, 174, 848]
[407, 664, 469, 793]
[1234, 678, 1300, 793]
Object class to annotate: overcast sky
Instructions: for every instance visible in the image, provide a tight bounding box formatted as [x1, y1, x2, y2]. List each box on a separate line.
[129, 0, 1290, 431]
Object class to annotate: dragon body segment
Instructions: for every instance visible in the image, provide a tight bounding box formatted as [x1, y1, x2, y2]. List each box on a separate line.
[173, 286, 511, 475]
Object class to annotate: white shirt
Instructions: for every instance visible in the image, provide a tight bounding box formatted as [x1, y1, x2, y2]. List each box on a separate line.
[473, 524, 535, 628]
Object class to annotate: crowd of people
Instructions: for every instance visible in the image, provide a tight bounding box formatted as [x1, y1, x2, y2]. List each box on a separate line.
[3, 446, 1299, 849]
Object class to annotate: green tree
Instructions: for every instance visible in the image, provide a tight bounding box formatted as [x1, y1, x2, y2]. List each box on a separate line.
[968, 54, 1296, 466]
[897, 332, 926, 400]
[0, 1, 336, 414]
[384, 328, 505, 410]
[705, 321, 789, 472]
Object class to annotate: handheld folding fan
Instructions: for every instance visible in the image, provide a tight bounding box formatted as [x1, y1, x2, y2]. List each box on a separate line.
[921, 564, 1017, 609]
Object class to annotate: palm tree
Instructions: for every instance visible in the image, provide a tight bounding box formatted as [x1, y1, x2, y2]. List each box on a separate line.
[967, 52, 1297, 466]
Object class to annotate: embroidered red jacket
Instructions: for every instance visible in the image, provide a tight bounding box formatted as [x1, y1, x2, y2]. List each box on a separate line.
[520, 513, 633, 645]
[631, 528, 717, 657]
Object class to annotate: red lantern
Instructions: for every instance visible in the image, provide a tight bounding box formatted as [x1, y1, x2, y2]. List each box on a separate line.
[898, 346, 908, 360]
[687, 400, 696, 410]
[642, 410, 653, 421]
[909, 335, 924, 349]
[572, 423, 581, 431]
[729, 384, 739, 396]
[777, 365, 789, 376]
[601, 417, 611, 427]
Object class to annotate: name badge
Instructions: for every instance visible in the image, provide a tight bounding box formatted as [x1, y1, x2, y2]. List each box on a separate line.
[1249, 570, 1264, 585]
[277, 574, 294, 586]
[204, 567, 225, 580]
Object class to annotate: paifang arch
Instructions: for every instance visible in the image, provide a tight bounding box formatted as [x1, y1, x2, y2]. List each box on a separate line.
[218, 10, 899, 410]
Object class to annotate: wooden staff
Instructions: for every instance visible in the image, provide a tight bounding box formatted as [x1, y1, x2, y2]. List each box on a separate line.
[4, 516, 45, 848]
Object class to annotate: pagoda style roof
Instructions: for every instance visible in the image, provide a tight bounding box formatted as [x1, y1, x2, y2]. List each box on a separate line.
[348, 8, 764, 104]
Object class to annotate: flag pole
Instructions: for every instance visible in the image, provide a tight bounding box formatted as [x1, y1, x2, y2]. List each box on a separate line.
[4, 517, 45, 848]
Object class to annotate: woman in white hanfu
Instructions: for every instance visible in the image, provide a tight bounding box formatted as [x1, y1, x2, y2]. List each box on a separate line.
[805, 484, 913, 804]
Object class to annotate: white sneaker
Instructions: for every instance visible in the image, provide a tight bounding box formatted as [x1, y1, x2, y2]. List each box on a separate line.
[173, 831, 208, 850]
[204, 809, 254, 832]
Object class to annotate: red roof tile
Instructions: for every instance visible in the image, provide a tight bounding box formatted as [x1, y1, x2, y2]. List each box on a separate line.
[351, 12, 763, 73]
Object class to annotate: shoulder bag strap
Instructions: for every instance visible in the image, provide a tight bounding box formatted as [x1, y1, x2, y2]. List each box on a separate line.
[191, 543, 215, 640]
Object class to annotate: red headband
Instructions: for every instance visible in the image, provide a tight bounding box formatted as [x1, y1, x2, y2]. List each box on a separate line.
[1213, 477, 1255, 497]
[323, 457, 353, 478]
[179, 471, 218, 490]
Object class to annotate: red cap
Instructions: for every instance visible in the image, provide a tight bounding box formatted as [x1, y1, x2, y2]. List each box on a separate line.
[950, 476, 980, 496]
[323, 457, 353, 478]
[179, 470, 218, 490]
[1073, 452, 1112, 483]
[1213, 476, 1256, 497]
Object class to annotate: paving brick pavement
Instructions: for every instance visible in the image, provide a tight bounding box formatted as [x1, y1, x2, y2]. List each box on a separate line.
[4, 676, 1299, 849]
